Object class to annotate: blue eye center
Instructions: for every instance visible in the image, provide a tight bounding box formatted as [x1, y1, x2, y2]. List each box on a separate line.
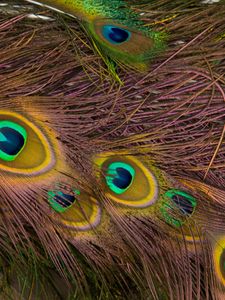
[105, 162, 135, 194]
[0, 121, 27, 161]
[113, 167, 132, 189]
[102, 25, 131, 44]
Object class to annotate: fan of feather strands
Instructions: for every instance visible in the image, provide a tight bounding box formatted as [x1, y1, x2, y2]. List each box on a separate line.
[0, 0, 225, 299]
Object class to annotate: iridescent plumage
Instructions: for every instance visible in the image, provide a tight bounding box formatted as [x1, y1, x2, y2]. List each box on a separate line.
[26, 0, 166, 70]
[0, 0, 225, 299]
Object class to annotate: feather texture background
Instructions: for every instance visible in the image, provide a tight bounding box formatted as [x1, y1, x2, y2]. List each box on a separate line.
[0, 0, 225, 299]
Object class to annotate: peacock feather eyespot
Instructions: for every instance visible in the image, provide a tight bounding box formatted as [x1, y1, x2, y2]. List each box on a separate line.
[219, 249, 225, 282]
[94, 153, 159, 208]
[48, 183, 102, 232]
[0, 111, 55, 175]
[0, 120, 27, 162]
[86, 18, 166, 70]
[213, 238, 225, 286]
[102, 25, 131, 44]
[160, 189, 197, 228]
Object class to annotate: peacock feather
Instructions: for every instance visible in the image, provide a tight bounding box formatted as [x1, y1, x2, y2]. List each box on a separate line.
[0, 0, 225, 299]
[25, 0, 166, 70]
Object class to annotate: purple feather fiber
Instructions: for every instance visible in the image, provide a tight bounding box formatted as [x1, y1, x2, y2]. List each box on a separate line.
[0, 1, 225, 299]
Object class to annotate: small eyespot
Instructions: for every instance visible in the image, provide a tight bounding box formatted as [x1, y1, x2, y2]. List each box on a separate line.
[213, 238, 225, 286]
[48, 184, 101, 231]
[160, 189, 197, 227]
[219, 249, 225, 281]
[102, 25, 131, 44]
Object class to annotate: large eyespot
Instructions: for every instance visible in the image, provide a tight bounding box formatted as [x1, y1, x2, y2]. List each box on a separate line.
[102, 25, 131, 44]
[160, 189, 197, 228]
[0, 121, 27, 161]
[48, 184, 101, 231]
[0, 111, 55, 175]
[213, 238, 225, 286]
[94, 154, 158, 208]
